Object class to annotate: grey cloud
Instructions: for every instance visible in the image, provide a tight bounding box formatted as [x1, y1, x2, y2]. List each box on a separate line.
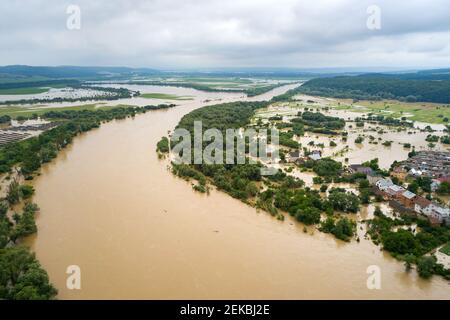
[1, 0, 450, 68]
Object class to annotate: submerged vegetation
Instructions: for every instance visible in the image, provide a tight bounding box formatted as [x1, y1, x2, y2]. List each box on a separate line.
[0, 194, 57, 299]
[367, 212, 450, 279]
[0, 85, 138, 106]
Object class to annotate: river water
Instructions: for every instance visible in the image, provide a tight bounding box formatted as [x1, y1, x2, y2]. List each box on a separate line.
[26, 84, 450, 299]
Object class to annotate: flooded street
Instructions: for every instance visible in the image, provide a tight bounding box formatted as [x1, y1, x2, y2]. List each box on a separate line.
[26, 85, 450, 299]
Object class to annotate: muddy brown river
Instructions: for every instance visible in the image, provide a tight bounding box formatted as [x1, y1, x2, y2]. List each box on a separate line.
[26, 85, 450, 299]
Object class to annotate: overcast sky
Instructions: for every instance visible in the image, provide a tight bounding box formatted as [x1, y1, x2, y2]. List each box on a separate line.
[1, 0, 450, 69]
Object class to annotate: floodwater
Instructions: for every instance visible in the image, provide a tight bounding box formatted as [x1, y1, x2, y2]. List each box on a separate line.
[25, 85, 450, 299]
[256, 102, 450, 169]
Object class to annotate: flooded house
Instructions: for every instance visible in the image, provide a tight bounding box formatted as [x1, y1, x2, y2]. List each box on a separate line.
[287, 150, 301, 163]
[308, 150, 322, 161]
[348, 164, 374, 175]
[414, 198, 450, 225]
[431, 176, 450, 192]
[395, 190, 417, 208]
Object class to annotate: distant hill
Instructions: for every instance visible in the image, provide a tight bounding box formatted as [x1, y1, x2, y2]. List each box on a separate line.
[0, 65, 161, 84]
[298, 69, 450, 104]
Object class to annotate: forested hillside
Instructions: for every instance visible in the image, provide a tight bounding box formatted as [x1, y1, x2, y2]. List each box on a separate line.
[298, 73, 450, 103]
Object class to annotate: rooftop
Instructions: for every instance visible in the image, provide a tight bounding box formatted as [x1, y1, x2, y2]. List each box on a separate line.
[414, 196, 431, 208]
[437, 176, 450, 183]
[388, 185, 405, 193]
[402, 190, 416, 199]
[289, 151, 300, 158]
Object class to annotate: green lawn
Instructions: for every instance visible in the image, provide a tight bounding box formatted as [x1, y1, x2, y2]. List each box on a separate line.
[0, 87, 49, 95]
[140, 93, 193, 100]
[439, 242, 450, 256]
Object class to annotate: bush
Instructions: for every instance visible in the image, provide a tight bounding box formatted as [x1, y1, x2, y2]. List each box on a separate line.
[19, 185, 35, 199]
[295, 207, 321, 225]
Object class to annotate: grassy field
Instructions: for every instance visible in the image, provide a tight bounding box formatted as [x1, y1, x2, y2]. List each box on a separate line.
[0, 87, 50, 95]
[0, 103, 123, 118]
[439, 243, 450, 256]
[332, 99, 450, 124]
[140, 93, 193, 100]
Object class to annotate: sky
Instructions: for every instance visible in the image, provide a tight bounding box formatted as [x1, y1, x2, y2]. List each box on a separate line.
[1, 0, 450, 70]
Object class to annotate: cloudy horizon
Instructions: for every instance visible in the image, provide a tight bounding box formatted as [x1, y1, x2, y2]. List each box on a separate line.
[1, 0, 450, 69]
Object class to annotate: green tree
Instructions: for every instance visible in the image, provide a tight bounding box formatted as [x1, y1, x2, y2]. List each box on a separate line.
[332, 217, 356, 241]
[6, 180, 20, 205]
[296, 207, 321, 225]
[328, 190, 360, 213]
[417, 256, 437, 279]
[10, 203, 39, 242]
[19, 185, 35, 199]
[0, 247, 57, 300]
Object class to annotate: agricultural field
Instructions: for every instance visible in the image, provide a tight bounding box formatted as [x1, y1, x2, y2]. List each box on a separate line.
[332, 99, 450, 124]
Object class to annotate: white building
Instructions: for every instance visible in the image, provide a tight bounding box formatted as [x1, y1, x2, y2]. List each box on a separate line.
[414, 198, 450, 224]
[375, 178, 394, 191]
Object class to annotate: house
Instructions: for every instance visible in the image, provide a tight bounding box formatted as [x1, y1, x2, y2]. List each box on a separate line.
[438, 176, 450, 183]
[391, 166, 407, 180]
[349, 164, 374, 175]
[409, 168, 423, 177]
[431, 175, 450, 192]
[431, 179, 441, 192]
[286, 150, 301, 163]
[414, 197, 450, 224]
[367, 173, 382, 185]
[427, 203, 450, 225]
[375, 178, 394, 191]
[309, 150, 322, 161]
[414, 196, 432, 215]
[396, 190, 417, 208]
[385, 184, 406, 197]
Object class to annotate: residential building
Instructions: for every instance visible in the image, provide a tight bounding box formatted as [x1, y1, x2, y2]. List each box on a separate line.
[367, 173, 382, 185]
[349, 164, 374, 175]
[309, 150, 322, 161]
[413, 197, 450, 225]
[396, 190, 417, 208]
[414, 196, 432, 215]
[391, 166, 407, 180]
[375, 178, 394, 191]
[431, 175, 450, 192]
[286, 150, 301, 163]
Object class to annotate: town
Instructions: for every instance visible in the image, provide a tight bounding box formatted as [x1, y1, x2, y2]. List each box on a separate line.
[287, 149, 450, 225]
